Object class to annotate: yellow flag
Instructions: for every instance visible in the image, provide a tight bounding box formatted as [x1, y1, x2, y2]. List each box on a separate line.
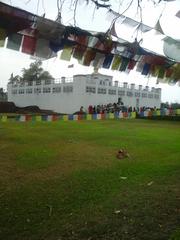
[1, 115, 7, 122]
[60, 46, 72, 61]
[111, 55, 121, 70]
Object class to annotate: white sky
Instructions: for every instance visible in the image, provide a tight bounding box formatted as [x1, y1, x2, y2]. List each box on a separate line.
[0, 0, 180, 103]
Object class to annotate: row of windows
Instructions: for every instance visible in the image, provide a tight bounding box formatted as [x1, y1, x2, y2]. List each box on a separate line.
[118, 91, 157, 98]
[86, 86, 96, 93]
[11, 86, 73, 95]
[108, 89, 116, 95]
[98, 88, 106, 94]
[19, 80, 53, 87]
[85, 87, 160, 98]
[11, 88, 159, 99]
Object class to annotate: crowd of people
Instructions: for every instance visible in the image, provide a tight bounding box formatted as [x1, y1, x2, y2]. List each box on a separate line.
[85, 104, 158, 114]
[77, 104, 176, 116]
[87, 103, 126, 114]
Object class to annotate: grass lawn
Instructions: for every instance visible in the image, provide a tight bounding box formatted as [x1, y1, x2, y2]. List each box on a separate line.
[0, 119, 180, 240]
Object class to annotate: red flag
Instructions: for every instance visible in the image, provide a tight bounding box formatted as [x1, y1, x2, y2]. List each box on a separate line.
[22, 35, 37, 55]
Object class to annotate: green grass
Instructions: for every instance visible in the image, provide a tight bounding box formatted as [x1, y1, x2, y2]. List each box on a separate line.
[0, 119, 180, 240]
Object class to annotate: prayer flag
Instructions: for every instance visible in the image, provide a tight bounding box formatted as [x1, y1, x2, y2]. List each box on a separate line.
[19, 115, 26, 122]
[86, 114, 92, 120]
[119, 57, 129, 72]
[127, 59, 136, 70]
[60, 45, 72, 61]
[176, 109, 180, 115]
[109, 113, 114, 119]
[1, 115, 7, 122]
[83, 48, 96, 66]
[6, 33, 22, 51]
[142, 63, 151, 75]
[35, 38, 55, 59]
[22, 35, 36, 55]
[73, 115, 78, 121]
[92, 52, 105, 68]
[88, 36, 99, 48]
[96, 114, 102, 120]
[165, 68, 173, 78]
[157, 67, 165, 79]
[136, 60, 144, 72]
[63, 115, 68, 121]
[102, 54, 114, 69]
[73, 45, 86, 61]
[47, 115, 53, 121]
[111, 55, 121, 70]
[36, 116, 42, 122]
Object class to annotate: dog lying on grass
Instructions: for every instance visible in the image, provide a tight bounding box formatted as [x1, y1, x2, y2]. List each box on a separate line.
[116, 149, 130, 159]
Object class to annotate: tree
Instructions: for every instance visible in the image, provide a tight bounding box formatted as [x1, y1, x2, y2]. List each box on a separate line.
[8, 61, 54, 84]
[21, 60, 54, 82]
[8, 73, 22, 84]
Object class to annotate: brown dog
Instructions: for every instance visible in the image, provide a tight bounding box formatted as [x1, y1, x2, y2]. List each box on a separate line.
[116, 149, 130, 159]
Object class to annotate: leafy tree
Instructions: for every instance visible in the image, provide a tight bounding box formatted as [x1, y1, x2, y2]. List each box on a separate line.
[21, 61, 54, 82]
[8, 73, 22, 84]
[9, 61, 54, 83]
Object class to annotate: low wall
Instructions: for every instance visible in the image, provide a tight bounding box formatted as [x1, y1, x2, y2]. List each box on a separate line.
[137, 109, 180, 118]
[0, 112, 136, 122]
[1, 109, 179, 123]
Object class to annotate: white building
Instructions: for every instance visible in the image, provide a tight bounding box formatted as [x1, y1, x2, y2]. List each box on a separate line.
[7, 73, 161, 114]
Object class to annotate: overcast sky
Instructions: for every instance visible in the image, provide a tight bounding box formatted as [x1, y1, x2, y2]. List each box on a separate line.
[0, 0, 180, 103]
